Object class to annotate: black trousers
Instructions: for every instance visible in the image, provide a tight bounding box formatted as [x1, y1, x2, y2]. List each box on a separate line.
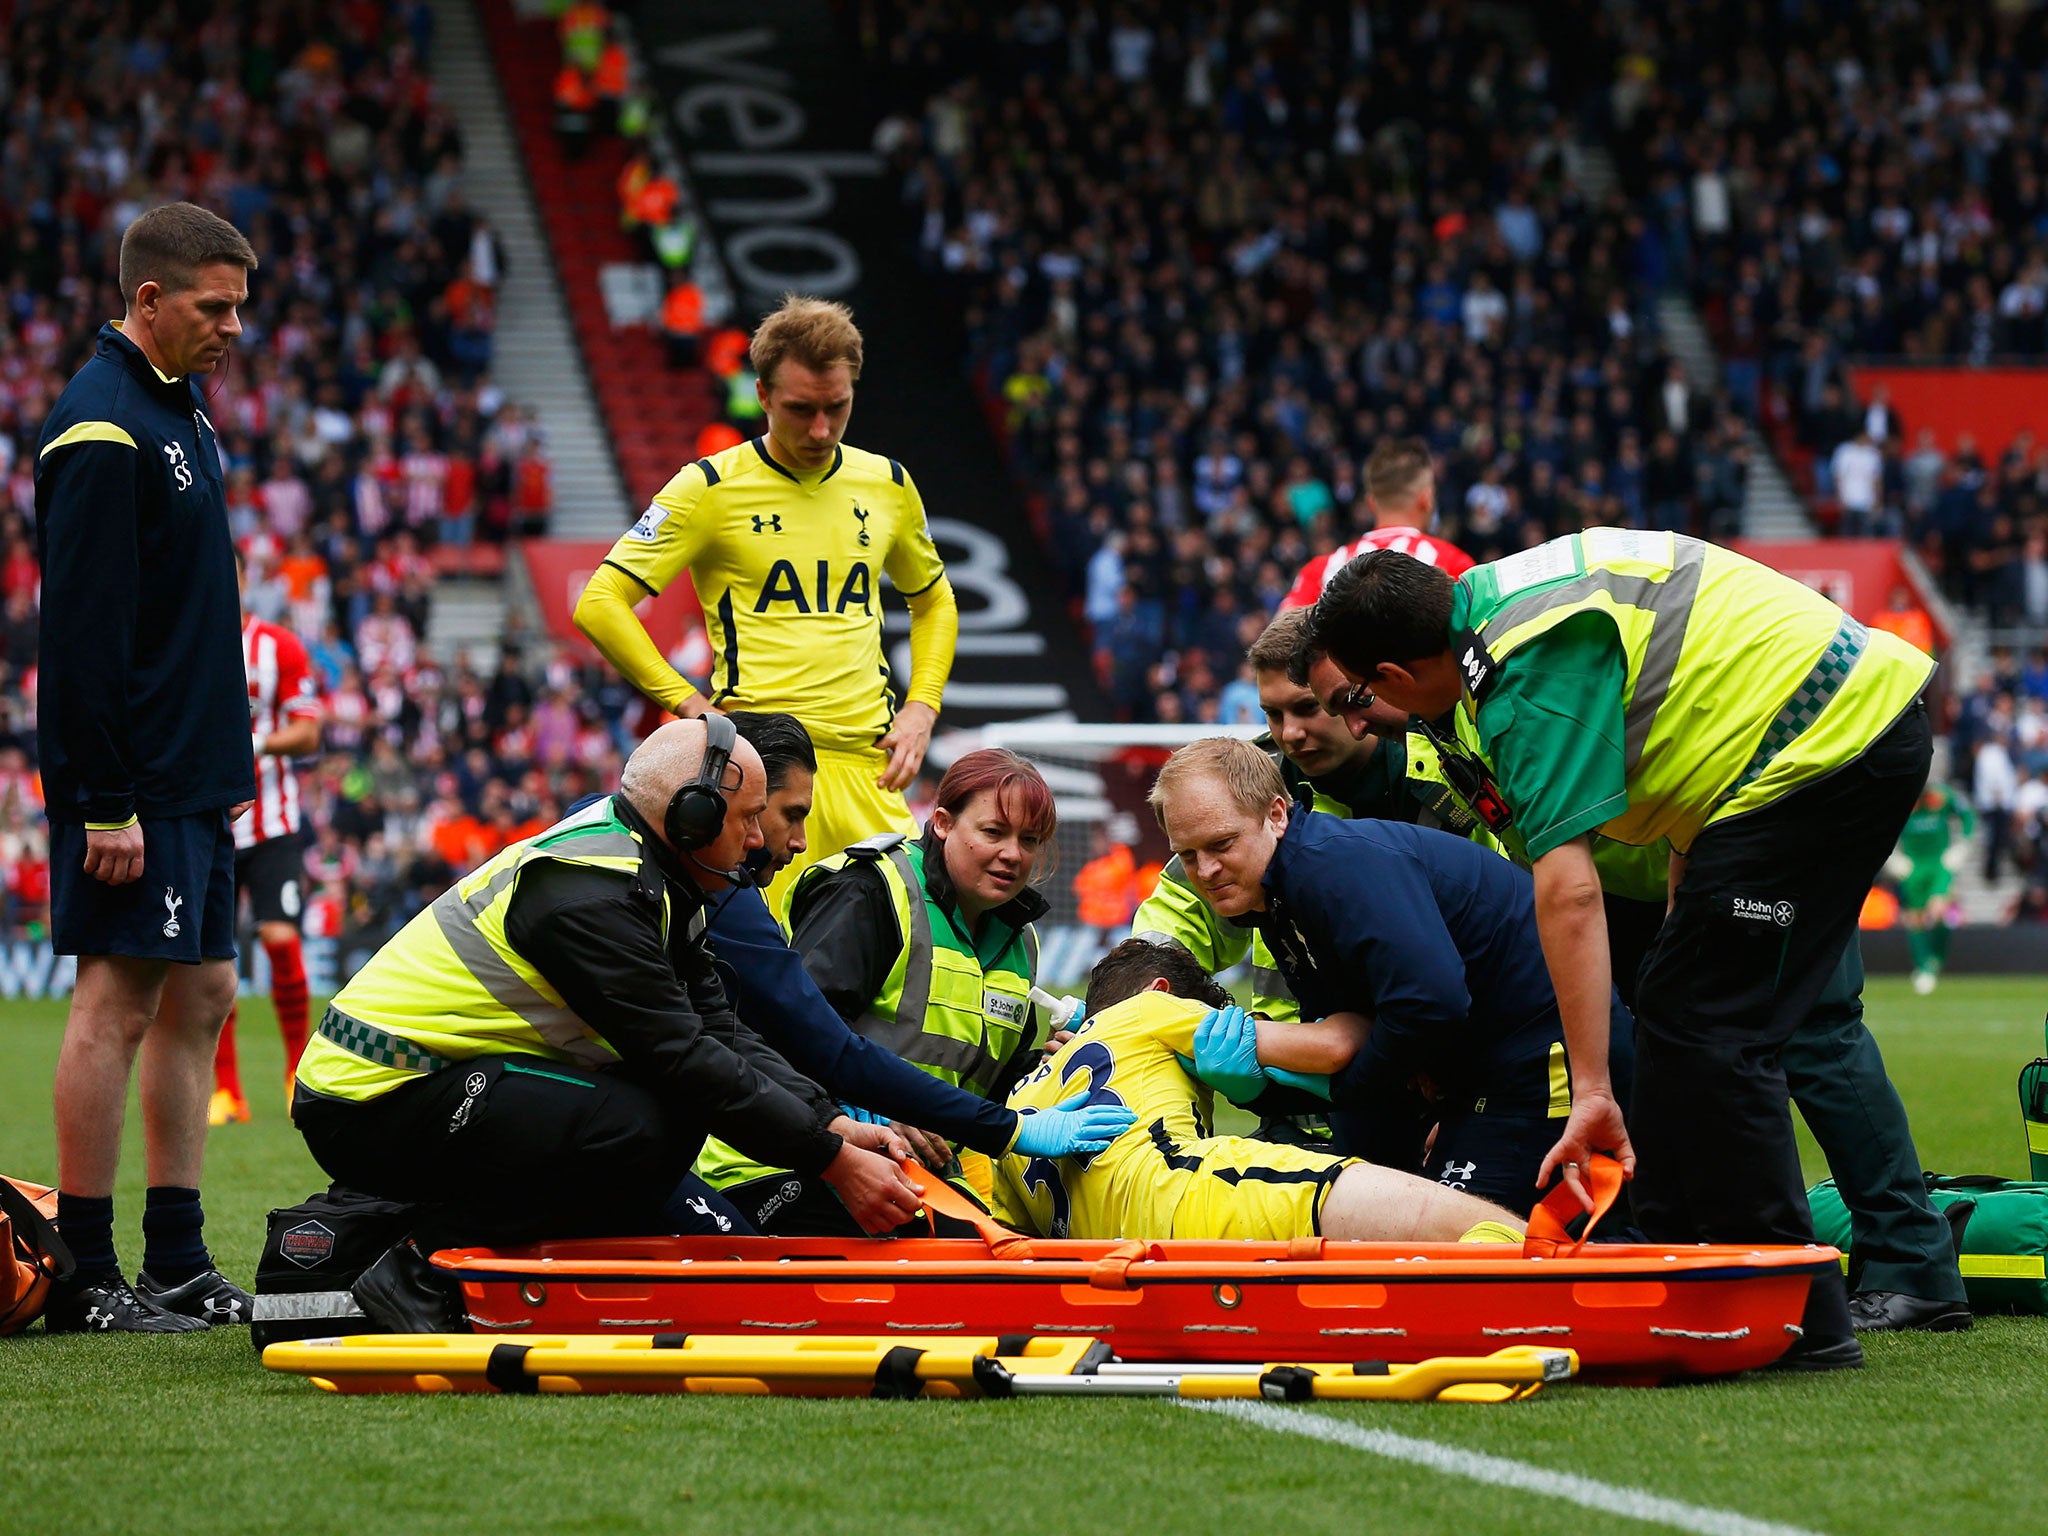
[296, 1055, 699, 1251]
[1632, 701, 1931, 1346]
[1610, 895, 1962, 1303]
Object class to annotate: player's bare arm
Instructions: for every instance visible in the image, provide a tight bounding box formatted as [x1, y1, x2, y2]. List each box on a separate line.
[1254, 1011, 1371, 1076]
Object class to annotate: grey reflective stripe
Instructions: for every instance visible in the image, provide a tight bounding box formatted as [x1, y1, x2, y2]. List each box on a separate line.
[251, 1290, 367, 1322]
[1481, 537, 1705, 774]
[896, 1030, 997, 1080]
[1130, 929, 1179, 947]
[1249, 965, 1297, 1004]
[853, 847, 1010, 1091]
[852, 846, 938, 1058]
[429, 889, 613, 1063]
[889, 846, 935, 1026]
[1024, 924, 1040, 986]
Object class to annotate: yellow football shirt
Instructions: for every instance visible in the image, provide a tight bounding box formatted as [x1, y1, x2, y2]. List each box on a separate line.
[601, 437, 947, 752]
[991, 991, 1214, 1238]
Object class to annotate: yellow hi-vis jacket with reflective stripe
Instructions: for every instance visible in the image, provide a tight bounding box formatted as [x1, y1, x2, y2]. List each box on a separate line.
[1457, 529, 1934, 854]
[695, 834, 1039, 1191]
[297, 798, 657, 1103]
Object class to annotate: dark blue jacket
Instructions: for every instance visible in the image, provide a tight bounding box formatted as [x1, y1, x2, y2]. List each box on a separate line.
[35, 323, 253, 824]
[703, 881, 1019, 1155]
[1254, 810, 1629, 1114]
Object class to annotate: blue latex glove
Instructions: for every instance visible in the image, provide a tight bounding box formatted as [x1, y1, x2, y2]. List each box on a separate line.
[1191, 1004, 1266, 1104]
[1013, 1091, 1136, 1158]
[1265, 1066, 1333, 1101]
[837, 1103, 886, 1125]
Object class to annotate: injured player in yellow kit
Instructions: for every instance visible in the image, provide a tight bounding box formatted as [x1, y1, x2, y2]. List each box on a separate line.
[989, 939, 1525, 1244]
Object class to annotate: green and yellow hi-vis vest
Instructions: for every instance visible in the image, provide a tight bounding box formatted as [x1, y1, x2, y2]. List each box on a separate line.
[696, 834, 1038, 1191]
[297, 798, 659, 1104]
[1457, 529, 1934, 854]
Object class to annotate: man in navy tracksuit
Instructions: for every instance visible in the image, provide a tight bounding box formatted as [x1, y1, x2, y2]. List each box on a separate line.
[1150, 736, 1632, 1213]
[36, 205, 260, 1333]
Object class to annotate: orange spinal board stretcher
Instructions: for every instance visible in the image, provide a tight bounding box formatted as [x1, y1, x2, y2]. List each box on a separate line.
[435, 1155, 1835, 1382]
[436, 1236, 1831, 1383]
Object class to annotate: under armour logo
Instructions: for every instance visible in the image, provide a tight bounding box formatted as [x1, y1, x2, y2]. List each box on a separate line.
[852, 501, 870, 546]
[163, 441, 193, 491]
[202, 1295, 244, 1322]
[751, 514, 782, 533]
[1440, 1160, 1477, 1186]
[85, 1305, 112, 1329]
[162, 888, 184, 939]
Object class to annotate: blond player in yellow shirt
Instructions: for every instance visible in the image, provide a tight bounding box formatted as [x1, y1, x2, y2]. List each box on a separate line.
[991, 938, 1524, 1244]
[575, 297, 959, 907]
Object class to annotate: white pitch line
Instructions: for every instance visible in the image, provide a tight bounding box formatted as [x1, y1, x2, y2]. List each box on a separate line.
[1181, 1399, 1826, 1536]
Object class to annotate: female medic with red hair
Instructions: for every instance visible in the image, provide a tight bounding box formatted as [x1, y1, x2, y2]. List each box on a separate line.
[708, 749, 1063, 1235]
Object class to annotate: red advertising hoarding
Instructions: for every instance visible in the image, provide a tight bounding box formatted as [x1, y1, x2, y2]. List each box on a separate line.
[519, 540, 704, 657]
[1846, 365, 2048, 462]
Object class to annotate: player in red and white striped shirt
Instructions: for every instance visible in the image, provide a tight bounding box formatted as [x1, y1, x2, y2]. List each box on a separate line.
[1279, 437, 1473, 611]
[210, 553, 324, 1124]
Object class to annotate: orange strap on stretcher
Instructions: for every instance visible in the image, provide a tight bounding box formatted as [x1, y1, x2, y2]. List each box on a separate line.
[1522, 1153, 1625, 1258]
[904, 1161, 1038, 1257]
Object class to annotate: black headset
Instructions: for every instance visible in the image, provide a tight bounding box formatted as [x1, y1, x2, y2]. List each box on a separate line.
[665, 712, 738, 851]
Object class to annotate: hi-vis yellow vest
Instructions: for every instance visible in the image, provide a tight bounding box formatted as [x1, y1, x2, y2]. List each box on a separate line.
[696, 834, 1038, 1190]
[297, 798, 661, 1103]
[1458, 530, 1934, 854]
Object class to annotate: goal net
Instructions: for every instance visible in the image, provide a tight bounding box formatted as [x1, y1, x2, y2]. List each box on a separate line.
[925, 722, 1263, 988]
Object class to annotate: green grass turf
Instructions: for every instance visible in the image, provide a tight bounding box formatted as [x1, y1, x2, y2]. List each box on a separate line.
[2, 978, 2045, 1534]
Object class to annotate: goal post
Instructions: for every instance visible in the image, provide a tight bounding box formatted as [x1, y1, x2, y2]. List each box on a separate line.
[925, 721, 1264, 987]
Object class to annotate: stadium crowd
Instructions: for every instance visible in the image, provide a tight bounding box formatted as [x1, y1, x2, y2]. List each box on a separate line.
[0, 0, 587, 951]
[1583, 0, 2048, 575]
[864, 0, 1754, 727]
[853, 0, 2048, 912]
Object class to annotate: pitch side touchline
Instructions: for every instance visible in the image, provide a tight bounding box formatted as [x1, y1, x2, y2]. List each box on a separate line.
[1180, 1399, 1825, 1536]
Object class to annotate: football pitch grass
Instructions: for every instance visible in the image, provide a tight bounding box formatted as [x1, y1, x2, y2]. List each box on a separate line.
[2, 979, 2045, 1534]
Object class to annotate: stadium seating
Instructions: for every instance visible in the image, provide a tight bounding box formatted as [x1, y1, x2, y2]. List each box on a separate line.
[475, 0, 718, 510]
[858, 0, 1752, 726]
[0, 0, 625, 950]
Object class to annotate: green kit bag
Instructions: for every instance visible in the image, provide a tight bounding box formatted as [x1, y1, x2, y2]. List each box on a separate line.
[2022, 1051, 2048, 1182]
[1807, 1173, 2048, 1315]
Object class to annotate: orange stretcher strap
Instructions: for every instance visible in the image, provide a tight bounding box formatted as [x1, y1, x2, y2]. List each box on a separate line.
[1522, 1153, 1625, 1258]
[904, 1160, 1038, 1258]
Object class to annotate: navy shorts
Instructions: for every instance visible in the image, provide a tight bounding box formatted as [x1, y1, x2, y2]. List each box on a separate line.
[49, 810, 238, 963]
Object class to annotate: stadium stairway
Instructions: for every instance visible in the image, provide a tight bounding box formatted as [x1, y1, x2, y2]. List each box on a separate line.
[1655, 296, 1811, 538]
[1571, 142, 1811, 538]
[476, 0, 719, 527]
[431, 0, 631, 542]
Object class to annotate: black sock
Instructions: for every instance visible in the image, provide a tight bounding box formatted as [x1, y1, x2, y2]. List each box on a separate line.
[54, 1192, 118, 1285]
[141, 1186, 211, 1284]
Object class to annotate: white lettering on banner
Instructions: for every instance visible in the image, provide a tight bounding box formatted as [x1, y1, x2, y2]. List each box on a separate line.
[0, 943, 69, 999]
[655, 27, 792, 88]
[664, 30, 880, 302]
[724, 225, 862, 298]
[693, 154, 882, 223]
[677, 85, 806, 147]
[884, 518, 1064, 711]
[0, 938, 344, 1001]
